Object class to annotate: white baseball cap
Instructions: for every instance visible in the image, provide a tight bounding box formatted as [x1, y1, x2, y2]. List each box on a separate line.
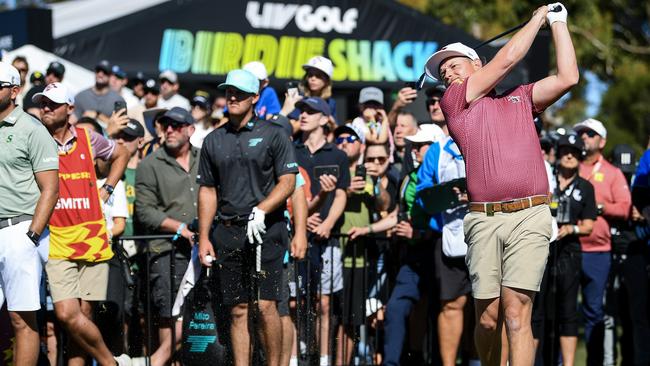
[32, 82, 75, 105]
[0, 61, 21, 87]
[424, 42, 480, 81]
[405, 123, 446, 144]
[159, 70, 178, 84]
[302, 56, 334, 79]
[573, 118, 607, 139]
[242, 61, 268, 80]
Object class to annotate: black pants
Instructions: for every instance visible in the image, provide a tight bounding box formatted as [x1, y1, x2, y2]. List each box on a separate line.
[532, 243, 581, 363]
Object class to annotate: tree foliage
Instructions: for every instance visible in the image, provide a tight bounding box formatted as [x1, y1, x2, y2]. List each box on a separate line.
[398, 0, 650, 153]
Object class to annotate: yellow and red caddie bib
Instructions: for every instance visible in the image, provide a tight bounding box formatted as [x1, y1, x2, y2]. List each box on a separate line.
[49, 127, 112, 262]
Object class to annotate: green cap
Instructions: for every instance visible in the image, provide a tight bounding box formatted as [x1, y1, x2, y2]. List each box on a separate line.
[218, 69, 259, 94]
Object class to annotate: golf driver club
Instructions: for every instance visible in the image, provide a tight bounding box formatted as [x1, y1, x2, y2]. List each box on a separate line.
[415, 4, 563, 89]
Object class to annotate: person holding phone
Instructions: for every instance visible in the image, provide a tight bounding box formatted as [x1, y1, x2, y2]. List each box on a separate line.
[74, 60, 126, 126]
[351, 87, 390, 146]
[293, 97, 349, 365]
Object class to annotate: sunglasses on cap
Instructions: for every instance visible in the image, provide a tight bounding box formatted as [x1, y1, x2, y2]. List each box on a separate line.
[365, 156, 388, 164]
[578, 129, 599, 138]
[335, 135, 359, 144]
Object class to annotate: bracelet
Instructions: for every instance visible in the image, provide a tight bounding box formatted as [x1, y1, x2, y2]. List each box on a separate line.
[573, 225, 580, 235]
[173, 223, 186, 241]
[367, 225, 374, 234]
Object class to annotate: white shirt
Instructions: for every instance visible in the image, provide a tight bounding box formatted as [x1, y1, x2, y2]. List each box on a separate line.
[98, 178, 128, 237]
[157, 93, 191, 111]
[190, 122, 215, 149]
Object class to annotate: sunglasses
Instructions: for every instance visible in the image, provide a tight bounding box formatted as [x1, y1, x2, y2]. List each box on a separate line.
[412, 142, 432, 149]
[300, 108, 321, 115]
[306, 69, 328, 80]
[39, 100, 65, 110]
[161, 121, 187, 130]
[335, 136, 359, 144]
[426, 98, 441, 107]
[578, 130, 598, 138]
[365, 156, 388, 164]
[225, 88, 255, 100]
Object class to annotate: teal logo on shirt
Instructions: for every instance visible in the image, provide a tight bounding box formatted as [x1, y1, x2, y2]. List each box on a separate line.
[248, 138, 263, 147]
[287, 162, 298, 169]
[5, 134, 12, 142]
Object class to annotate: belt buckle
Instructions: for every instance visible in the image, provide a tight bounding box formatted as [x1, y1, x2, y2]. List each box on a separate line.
[223, 220, 232, 227]
[486, 203, 494, 216]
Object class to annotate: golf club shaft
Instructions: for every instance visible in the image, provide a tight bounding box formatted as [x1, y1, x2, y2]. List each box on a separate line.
[417, 5, 562, 86]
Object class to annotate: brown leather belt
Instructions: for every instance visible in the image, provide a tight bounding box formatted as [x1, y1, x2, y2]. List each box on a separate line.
[469, 195, 550, 216]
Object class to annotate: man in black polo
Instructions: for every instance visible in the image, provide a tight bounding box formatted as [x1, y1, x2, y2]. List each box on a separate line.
[293, 97, 350, 364]
[197, 69, 297, 366]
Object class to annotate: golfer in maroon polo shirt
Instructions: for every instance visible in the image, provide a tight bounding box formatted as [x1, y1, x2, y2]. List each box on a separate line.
[424, 3, 578, 365]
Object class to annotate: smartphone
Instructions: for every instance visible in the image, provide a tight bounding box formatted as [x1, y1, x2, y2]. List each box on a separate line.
[403, 82, 417, 102]
[355, 165, 366, 180]
[397, 211, 409, 222]
[314, 165, 340, 179]
[404, 81, 417, 89]
[286, 81, 299, 98]
[114, 100, 127, 114]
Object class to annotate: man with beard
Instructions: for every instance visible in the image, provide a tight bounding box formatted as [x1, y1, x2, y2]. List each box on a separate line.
[34, 82, 131, 365]
[198, 69, 298, 366]
[0, 61, 59, 366]
[134, 107, 199, 366]
[74, 60, 126, 126]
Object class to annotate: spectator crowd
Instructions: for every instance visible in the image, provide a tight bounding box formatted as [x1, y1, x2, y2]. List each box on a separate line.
[1, 40, 649, 366]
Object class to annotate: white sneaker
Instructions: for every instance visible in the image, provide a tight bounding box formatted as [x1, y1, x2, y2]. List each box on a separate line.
[114, 354, 132, 366]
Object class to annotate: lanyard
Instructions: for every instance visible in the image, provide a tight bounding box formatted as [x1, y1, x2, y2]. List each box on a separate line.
[585, 155, 603, 182]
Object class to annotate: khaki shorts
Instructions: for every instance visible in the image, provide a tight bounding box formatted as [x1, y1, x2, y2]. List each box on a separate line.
[46, 259, 109, 303]
[463, 204, 552, 299]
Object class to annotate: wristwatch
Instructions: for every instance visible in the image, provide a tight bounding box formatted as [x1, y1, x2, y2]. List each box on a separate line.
[26, 230, 40, 246]
[102, 183, 115, 195]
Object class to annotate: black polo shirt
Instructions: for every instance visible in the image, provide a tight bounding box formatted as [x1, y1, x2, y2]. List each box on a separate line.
[197, 117, 299, 219]
[551, 175, 597, 251]
[294, 141, 350, 221]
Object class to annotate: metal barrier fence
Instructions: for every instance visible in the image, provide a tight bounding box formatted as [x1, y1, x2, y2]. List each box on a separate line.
[108, 232, 394, 366]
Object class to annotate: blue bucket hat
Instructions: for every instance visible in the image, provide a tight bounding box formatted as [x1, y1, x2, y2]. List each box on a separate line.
[218, 69, 259, 94]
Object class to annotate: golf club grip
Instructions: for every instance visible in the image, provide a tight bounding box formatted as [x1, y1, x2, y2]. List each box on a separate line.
[256, 243, 261, 273]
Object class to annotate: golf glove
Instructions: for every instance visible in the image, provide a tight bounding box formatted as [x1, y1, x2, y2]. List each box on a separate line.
[247, 207, 266, 244]
[547, 2, 567, 25]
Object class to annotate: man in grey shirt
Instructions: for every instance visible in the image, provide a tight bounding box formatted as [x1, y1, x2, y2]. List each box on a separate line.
[0, 61, 59, 366]
[74, 60, 125, 126]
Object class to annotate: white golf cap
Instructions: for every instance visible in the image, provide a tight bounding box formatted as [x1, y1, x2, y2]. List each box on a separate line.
[242, 61, 268, 80]
[424, 42, 480, 81]
[302, 56, 334, 79]
[405, 123, 446, 144]
[0, 61, 21, 87]
[573, 118, 607, 139]
[159, 70, 178, 83]
[32, 82, 75, 105]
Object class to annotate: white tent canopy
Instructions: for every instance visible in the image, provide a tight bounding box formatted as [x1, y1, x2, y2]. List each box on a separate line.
[2, 44, 95, 95]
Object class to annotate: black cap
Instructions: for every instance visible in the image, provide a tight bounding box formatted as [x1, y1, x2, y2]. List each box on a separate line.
[425, 83, 446, 98]
[95, 60, 112, 74]
[295, 97, 331, 116]
[132, 71, 145, 83]
[111, 65, 127, 79]
[30, 71, 45, 84]
[143, 108, 167, 136]
[556, 134, 585, 159]
[160, 107, 194, 125]
[121, 119, 145, 138]
[611, 144, 637, 174]
[143, 79, 159, 94]
[46, 62, 65, 78]
[191, 90, 211, 109]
